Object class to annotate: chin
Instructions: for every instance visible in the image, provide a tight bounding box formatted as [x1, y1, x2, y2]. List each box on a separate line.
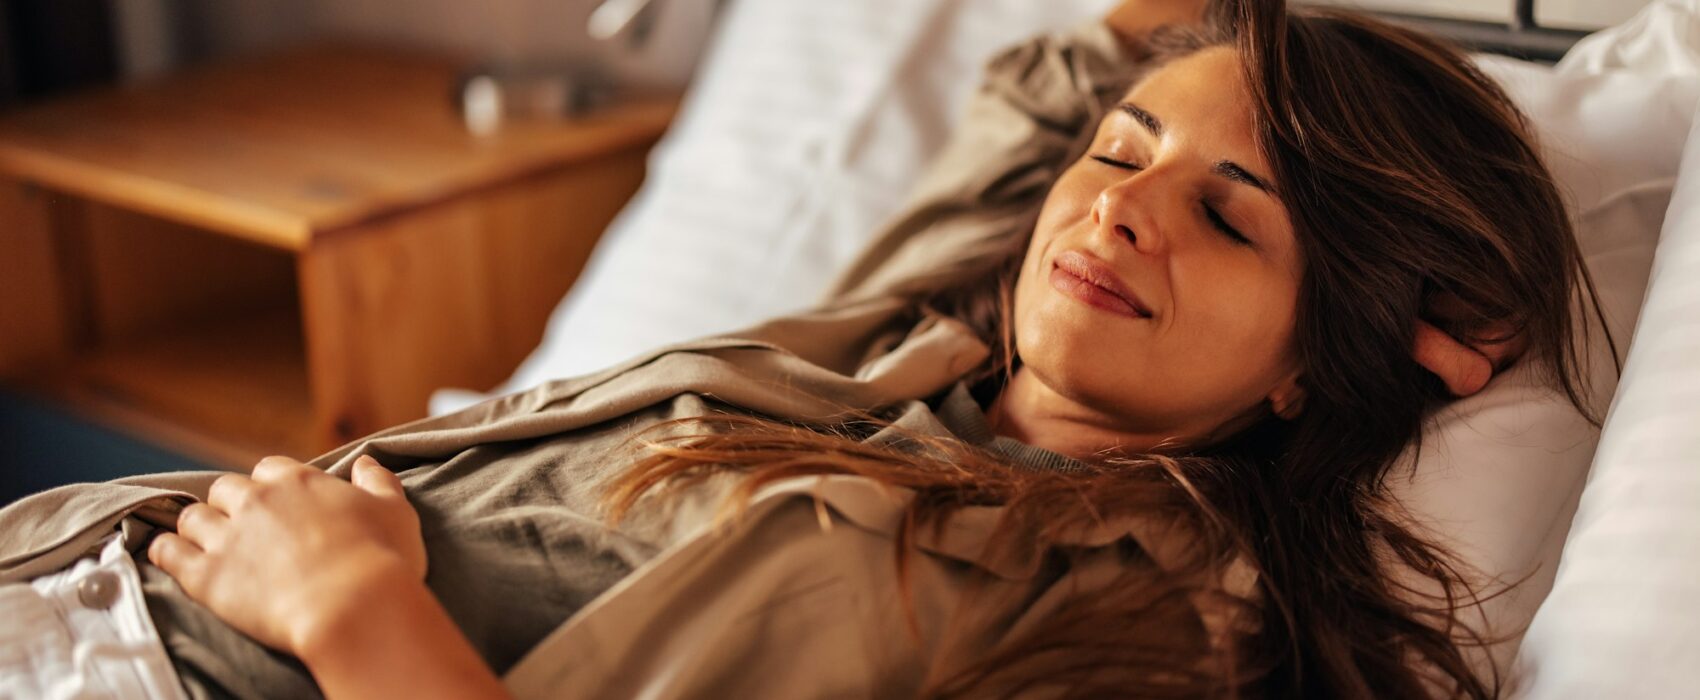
[1021, 296, 1140, 353]
[1020, 329, 1141, 401]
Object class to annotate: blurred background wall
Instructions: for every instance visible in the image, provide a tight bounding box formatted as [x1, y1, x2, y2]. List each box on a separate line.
[1, 0, 1651, 110]
[111, 0, 717, 87]
[103, 0, 1658, 86]
[1338, 0, 1650, 28]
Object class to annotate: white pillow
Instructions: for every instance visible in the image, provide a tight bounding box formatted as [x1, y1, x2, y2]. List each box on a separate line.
[1391, 11, 1700, 674]
[1509, 107, 1700, 700]
[1511, 111, 1700, 700]
[434, 0, 1699, 687]
[429, 0, 1118, 413]
[1507, 2, 1700, 694]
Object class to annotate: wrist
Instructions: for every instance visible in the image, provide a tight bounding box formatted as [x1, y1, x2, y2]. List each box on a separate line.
[286, 557, 510, 700]
[289, 553, 420, 665]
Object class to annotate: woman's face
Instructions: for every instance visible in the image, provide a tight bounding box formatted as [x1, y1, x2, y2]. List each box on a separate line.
[1013, 46, 1305, 443]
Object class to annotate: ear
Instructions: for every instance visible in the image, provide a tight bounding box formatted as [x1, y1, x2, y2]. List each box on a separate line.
[1267, 370, 1306, 421]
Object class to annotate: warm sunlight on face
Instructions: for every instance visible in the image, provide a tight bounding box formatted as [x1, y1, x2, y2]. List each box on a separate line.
[1012, 46, 1304, 444]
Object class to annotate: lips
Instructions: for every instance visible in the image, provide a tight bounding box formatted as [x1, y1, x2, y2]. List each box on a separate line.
[1050, 250, 1153, 318]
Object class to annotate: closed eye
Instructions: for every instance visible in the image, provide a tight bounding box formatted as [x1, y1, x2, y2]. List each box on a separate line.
[1092, 155, 1141, 170]
[1094, 155, 1254, 248]
[1205, 204, 1252, 246]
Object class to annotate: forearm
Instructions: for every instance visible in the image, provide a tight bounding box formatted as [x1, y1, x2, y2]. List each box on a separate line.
[297, 563, 510, 700]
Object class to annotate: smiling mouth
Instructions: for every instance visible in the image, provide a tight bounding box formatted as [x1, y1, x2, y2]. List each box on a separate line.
[1048, 259, 1151, 319]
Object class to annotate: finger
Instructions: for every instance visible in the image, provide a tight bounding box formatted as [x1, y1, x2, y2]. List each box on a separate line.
[206, 473, 255, 514]
[176, 502, 232, 551]
[1472, 321, 1530, 370]
[351, 455, 406, 502]
[250, 455, 310, 483]
[147, 532, 207, 591]
[1413, 321, 1493, 397]
[1423, 292, 1531, 372]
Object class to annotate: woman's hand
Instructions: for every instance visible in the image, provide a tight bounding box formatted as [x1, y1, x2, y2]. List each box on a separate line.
[1414, 319, 1525, 397]
[1414, 289, 1530, 397]
[150, 455, 508, 699]
[147, 454, 426, 657]
[1275, 315, 1523, 419]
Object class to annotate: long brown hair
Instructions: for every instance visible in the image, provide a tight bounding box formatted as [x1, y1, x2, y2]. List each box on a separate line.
[603, 1, 1610, 697]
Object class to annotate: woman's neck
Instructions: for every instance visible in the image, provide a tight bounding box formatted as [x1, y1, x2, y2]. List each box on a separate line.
[984, 367, 1175, 461]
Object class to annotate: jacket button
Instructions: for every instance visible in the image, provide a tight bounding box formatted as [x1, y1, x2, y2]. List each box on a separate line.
[77, 570, 120, 609]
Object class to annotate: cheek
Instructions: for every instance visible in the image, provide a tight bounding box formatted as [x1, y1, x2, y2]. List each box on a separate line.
[1025, 167, 1100, 276]
[1034, 166, 1099, 239]
[1174, 262, 1300, 368]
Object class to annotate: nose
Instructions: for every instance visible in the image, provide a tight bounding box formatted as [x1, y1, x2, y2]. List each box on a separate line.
[1090, 173, 1167, 256]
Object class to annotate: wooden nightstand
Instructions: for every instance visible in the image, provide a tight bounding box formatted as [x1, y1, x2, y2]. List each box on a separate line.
[0, 44, 676, 467]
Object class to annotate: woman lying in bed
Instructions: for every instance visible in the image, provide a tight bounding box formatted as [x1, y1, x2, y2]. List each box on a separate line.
[0, 0, 1605, 697]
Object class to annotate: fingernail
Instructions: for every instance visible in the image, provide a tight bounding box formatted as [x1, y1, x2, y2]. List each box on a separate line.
[356, 454, 379, 468]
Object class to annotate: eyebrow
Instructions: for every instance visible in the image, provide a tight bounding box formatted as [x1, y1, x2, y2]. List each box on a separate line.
[1213, 161, 1274, 195]
[1116, 101, 1277, 196]
[1117, 103, 1165, 137]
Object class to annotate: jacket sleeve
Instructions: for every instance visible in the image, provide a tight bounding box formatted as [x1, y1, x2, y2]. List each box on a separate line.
[0, 474, 212, 583]
[823, 20, 1146, 303]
